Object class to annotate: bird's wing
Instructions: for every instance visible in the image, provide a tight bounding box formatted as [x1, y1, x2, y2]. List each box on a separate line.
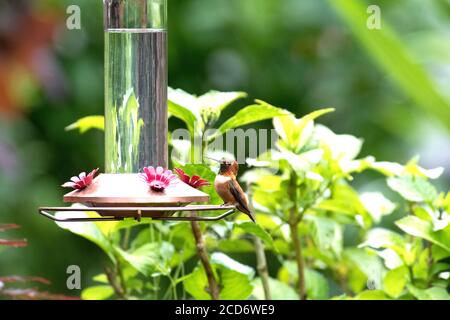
[228, 180, 251, 215]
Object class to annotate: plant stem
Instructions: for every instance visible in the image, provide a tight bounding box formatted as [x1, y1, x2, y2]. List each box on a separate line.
[289, 221, 306, 300]
[169, 276, 178, 300]
[148, 224, 158, 298]
[254, 236, 272, 299]
[202, 137, 207, 157]
[426, 241, 434, 285]
[122, 228, 131, 250]
[247, 182, 272, 300]
[190, 212, 220, 300]
[288, 171, 306, 300]
[116, 259, 127, 298]
[181, 260, 186, 300]
[104, 265, 127, 300]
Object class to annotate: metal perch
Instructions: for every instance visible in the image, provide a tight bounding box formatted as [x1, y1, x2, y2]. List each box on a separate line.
[38, 204, 236, 222]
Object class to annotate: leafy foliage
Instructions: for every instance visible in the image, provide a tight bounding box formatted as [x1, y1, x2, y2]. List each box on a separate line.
[66, 116, 105, 133]
[58, 89, 449, 300]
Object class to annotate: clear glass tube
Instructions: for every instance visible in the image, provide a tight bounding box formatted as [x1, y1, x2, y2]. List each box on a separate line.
[103, 0, 168, 173]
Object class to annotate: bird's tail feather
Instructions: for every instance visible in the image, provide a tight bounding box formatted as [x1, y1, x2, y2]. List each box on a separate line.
[238, 205, 256, 223]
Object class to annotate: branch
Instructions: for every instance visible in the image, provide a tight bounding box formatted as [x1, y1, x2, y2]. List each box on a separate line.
[0, 276, 50, 285]
[247, 182, 271, 300]
[0, 224, 21, 232]
[254, 237, 272, 299]
[289, 222, 306, 300]
[0, 239, 27, 247]
[190, 212, 220, 300]
[288, 172, 306, 300]
[104, 266, 127, 300]
[0, 288, 79, 300]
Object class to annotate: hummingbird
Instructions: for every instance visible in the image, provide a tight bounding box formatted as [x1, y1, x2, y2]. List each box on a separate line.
[207, 157, 256, 223]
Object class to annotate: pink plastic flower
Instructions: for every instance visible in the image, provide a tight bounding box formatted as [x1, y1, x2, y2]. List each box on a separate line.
[174, 168, 210, 189]
[62, 168, 99, 190]
[140, 166, 177, 192]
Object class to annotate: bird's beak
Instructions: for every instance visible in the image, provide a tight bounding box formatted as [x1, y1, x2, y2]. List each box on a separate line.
[204, 156, 220, 163]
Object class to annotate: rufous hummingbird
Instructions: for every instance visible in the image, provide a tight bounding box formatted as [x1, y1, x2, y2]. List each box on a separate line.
[207, 157, 256, 223]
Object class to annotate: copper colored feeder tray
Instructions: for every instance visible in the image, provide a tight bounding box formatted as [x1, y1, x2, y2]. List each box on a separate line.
[38, 174, 236, 222]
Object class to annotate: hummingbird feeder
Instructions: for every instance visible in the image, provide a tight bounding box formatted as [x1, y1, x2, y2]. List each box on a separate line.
[38, 0, 236, 223]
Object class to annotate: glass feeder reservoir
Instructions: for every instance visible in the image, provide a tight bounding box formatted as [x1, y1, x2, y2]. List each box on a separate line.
[104, 0, 168, 172]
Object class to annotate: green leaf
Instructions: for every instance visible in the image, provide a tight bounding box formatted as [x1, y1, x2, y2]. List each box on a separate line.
[252, 277, 298, 300]
[198, 91, 247, 112]
[359, 192, 396, 223]
[407, 285, 450, 300]
[344, 248, 385, 292]
[383, 266, 409, 298]
[359, 228, 407, 262]
[112, 219, 147, 234]
[219, 267, 254, 300]
[414, 248, 430, 281]
[211, 252, 255, 300]
[168, 88, 247, 137]
[211, 252, 254, 278]
[404, 158, 444, 179]
[313, 124, 363, 161]
[395, 216, 450, 252]
[432, 245, 450, 261]
[387, 176, 438, 203]
[275, 147, 324, 174]
[305, 268, 329, 300]
[370, 161, 405, 177]
[252, 174, 283, 192]
[353, 290, 390, 300]
[92, 274, 109, 284]
[209, 100, 290, 141]
[130, 228, 153, 251]
[81, 285, 114, 300]
[330, 0, 450, 131]
[370, 160, 443, 180]
[115, 243, 160, 277]
[278, 262, 328, 300]
[430, 263, 450, 277]
[168, 87, 201, 136]
[425, 287, 450, 300]
[183, 266, 211, 300]
[65, 116, 105, 133]
[55, 210, 114, 262]
[317, 183, 370, 227]
[184, 253, 255, 300]
[252, 185, 288, 216]
[235, 221, 274, 248]
[115, 241, 174, 277]
[376, 249, 404, 270]
[432, 212, 450, 232]
[218, 239, 255, 253]
[306, 216, 343, 258]
[273, 107, 334, 152]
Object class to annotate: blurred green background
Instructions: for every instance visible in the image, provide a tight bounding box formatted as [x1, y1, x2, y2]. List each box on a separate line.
[0, 0, 449, 295]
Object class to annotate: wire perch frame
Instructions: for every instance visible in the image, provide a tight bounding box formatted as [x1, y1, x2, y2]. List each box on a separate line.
[38, 204, 237, 222]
